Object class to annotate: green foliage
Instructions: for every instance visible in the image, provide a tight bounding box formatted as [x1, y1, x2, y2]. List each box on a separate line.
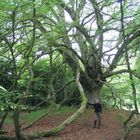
[0, 88, 24, 111]
[101, 73, 137, 109]
[0, 135, 15, 140]
[0, 86, 12, 110]
[135, 56, 140, 71]
[0, 0, 15, 11]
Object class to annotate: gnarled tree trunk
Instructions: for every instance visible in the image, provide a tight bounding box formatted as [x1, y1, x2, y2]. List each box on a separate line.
[80, 71, 103, 104]
[86, 87, 102, 104]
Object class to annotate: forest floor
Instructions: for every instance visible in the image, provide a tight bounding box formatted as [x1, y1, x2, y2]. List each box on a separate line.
[3, 108, 140, 140]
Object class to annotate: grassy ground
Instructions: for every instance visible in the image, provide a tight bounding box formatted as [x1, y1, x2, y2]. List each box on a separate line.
[3, 106, 78, 124]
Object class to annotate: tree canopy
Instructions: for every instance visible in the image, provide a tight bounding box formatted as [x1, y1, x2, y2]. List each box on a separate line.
[0, 0, 140, 139]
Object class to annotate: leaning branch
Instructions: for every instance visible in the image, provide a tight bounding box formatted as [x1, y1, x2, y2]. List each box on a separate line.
[104, 68, 140, 79]
[33, 68, 87, 138]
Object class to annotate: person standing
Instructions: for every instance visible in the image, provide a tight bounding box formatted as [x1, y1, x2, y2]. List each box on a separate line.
[93, 99, 102, 128]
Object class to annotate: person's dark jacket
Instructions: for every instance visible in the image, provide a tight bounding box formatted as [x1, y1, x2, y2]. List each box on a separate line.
[93, 103, 102, 113]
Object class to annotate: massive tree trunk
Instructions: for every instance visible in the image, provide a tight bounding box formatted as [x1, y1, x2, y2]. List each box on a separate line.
[58, 0, 105, 104]
[86, 87, 102, 104]
[80, 69, 103, 104]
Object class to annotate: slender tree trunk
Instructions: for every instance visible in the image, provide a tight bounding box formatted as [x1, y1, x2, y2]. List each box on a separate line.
[121, 111, 140, 140]
[13, 111, 31, 140]
[0, 111, 8, 130]
[13, 111, 22, 140]
[120, 0, 139, 113]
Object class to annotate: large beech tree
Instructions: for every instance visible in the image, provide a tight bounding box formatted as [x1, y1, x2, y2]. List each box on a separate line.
[0, 0, 140, 139]
[35, 0, 140, 103]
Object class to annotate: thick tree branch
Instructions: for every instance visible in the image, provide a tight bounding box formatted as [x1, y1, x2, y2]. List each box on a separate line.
[109, 29, 140, 72]
[34, 68, 87, 138]
[90, 0, 104, 61]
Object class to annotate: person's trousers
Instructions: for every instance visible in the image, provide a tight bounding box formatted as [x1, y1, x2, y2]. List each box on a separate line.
[94, 112, 101, 128]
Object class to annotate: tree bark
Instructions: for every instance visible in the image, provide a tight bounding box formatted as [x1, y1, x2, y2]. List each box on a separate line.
[86, 87, 102, 104]
[0, 112, 8, 130]
[13, 111, 22, 140]
[121, 111, 140, 140]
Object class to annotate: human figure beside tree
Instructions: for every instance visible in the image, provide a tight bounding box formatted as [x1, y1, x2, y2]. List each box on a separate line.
[93, 99, 102, 128]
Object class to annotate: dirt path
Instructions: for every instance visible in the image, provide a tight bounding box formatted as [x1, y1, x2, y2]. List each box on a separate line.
[4, 109, 140, 140]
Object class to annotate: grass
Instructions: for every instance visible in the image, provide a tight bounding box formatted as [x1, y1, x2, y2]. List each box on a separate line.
[50, 106, 77, 115]
[2, 106, 78, 124]
[23, 106, 77, 122]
